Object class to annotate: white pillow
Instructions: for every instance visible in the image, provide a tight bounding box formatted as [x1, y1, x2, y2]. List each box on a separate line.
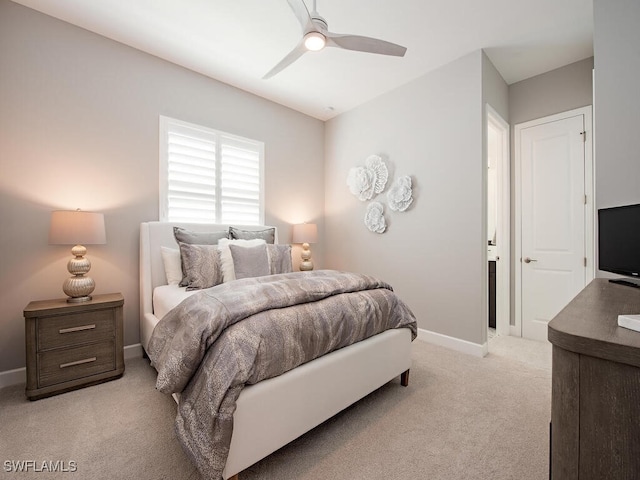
[160, 246, 182, 285]
[217, 238, 266, 282]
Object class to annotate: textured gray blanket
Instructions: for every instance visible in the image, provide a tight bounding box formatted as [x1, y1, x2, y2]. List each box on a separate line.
[148, 270, 416, 479]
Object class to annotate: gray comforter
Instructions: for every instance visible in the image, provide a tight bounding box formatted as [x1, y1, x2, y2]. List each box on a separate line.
[147, 270, 417, 479]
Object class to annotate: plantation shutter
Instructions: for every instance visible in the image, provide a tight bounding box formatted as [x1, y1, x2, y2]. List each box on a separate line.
[160, 116, 264, 224]
[220, 135, 261, 224]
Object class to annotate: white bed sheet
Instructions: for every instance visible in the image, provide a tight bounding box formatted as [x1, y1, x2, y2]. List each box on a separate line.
[153, 284, 197, 320]
[141, 285, 197, 353]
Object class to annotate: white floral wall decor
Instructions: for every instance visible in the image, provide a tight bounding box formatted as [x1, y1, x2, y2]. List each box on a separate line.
[347, 166, 376, 201]
[366, 154, 389, 195]
[364, 202, 386, 234]
[346, 153, 414, 233]
[387, 175, 413, 212]
[346, 154, 388, 201]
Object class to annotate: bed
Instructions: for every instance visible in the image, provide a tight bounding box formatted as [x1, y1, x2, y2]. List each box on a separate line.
[139, 221, 416, 480]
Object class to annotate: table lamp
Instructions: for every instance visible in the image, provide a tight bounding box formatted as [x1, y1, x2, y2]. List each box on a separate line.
[292, 223, 318, 271]
[49, 210, 106, 303]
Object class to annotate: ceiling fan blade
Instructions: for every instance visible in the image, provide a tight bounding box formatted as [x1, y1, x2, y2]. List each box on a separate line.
[286, 0, 314, 33]
[263, 41, 307, 79]
[326, 33, 407, 57]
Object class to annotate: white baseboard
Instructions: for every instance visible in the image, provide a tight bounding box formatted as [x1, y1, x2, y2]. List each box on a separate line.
[0, 367, 26, 390]
[124, 343, 144, 360]
[416, 328, 488, 357]
[2, 333, 486, 389]
[0, 343, 146, 389]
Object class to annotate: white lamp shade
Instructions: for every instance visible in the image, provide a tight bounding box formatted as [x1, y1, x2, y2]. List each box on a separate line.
[292, 223, 318, 244]
[49, 210, 106, 245]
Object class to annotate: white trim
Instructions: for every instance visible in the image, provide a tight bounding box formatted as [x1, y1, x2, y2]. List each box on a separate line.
[0, 367, 26, 389]
[124, 343, 143, 360]
[514, 106, 595, 338]
[584, 109, 595, 282]
[416, 328, 487, 357]
[514, 118, 523, 337]
[486, 105, 511, 338]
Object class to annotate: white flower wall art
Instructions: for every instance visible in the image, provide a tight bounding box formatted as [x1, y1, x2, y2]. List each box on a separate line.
[346, 155, 388, 201]
[366, 154, 389, 195]
[346, 153, 414, 233]
[364, 202, 386, 234]
[347, 166, 376, 201]
[387, 176, 414, 212]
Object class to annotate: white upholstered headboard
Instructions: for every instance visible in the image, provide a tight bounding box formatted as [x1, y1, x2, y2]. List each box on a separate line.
[139, 222, 278, 337]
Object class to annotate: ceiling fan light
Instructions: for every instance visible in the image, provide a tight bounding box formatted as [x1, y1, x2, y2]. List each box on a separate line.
[304, 31, 326, 51]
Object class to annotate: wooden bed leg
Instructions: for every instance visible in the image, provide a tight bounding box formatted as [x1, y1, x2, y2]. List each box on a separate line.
[228, 475, 239, 480]
[400, 369, 410, 387]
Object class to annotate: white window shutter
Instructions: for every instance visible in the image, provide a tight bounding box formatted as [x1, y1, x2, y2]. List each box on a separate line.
[160, 116, 264, 224]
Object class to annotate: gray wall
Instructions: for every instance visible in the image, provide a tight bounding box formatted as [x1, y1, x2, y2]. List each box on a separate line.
[509, 57, 594, 126]
[0, 1, 325, 372]
[325, 51, 486, 345]
[593, 0, 640, 210]
[2, 0, 637, 374]
[482, 52, 510, 122]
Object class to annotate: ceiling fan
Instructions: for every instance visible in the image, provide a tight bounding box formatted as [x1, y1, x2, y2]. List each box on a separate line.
[263, 0, 407, 79]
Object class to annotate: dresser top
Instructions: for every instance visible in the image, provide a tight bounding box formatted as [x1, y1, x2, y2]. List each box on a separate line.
[24, 293, 124, 317]
[548, 279, 640, 367]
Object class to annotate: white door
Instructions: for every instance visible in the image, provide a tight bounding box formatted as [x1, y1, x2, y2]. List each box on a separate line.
[517, 109, 591, 342]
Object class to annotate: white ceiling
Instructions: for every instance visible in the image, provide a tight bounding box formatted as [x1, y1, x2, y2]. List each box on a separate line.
[12, 0, 593, 121]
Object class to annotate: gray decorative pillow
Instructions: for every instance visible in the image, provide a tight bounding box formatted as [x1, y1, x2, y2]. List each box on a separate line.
[178, 242, 223, 290]
[229, 226, 275, 244]
[267, 244, 293, 274]
[174, 227, 228, 285]
[229, 244, 270, 280]
[174, 227, 229, 245]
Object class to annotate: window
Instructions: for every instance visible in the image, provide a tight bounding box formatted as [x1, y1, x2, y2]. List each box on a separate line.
[159, 116, 264, 224]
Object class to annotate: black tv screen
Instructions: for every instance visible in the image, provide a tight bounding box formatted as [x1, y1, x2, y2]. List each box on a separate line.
[598, 203, 640, 278]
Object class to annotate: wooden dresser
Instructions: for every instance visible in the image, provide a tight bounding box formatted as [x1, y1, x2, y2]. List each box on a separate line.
[548, 279, 640, 479]
[24, 293, 124, 400]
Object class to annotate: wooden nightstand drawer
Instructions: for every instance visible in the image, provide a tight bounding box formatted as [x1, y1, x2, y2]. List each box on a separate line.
[25, 293, 124, 400]
[38, 309, 115, 350]
[38, 340, 116, 387]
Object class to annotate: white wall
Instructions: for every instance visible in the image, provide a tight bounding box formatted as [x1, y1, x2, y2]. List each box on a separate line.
[325, 51, 486, 346]
[0, 1, 325, 372]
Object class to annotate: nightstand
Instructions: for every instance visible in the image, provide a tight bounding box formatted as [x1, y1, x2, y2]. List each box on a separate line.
[24, 293, 124, 400]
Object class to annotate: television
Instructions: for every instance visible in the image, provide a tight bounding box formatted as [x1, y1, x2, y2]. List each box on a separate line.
[598, 203, 640, 281]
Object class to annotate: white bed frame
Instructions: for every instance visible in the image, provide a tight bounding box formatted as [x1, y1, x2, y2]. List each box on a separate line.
[139, 221, 412, 479]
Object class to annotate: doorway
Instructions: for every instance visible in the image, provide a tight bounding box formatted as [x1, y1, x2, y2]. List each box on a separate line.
[486, 106, 510, 339]
[514, 106, 594, 341]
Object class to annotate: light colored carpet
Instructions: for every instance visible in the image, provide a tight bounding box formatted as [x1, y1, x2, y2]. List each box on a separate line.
[0, 335, 551, 480]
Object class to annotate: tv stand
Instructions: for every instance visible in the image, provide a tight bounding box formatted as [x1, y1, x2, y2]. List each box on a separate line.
[548, 279, 640, 479]
[609, 278, 640, 288]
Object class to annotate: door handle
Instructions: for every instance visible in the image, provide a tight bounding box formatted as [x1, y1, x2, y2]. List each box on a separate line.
[523, 257, 537, 264]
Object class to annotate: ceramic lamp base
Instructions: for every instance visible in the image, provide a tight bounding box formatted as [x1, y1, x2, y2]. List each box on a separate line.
[63, 244, 96, 302]
[300, 242, 314, 271]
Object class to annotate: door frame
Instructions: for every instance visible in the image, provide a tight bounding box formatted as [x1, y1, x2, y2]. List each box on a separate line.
[486, 105, 511, 338]
[513, 106, 594, 337]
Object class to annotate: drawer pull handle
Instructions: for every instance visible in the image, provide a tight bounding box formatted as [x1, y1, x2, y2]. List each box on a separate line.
[59, 324, 96, 334]
[60, 357, 97, 369]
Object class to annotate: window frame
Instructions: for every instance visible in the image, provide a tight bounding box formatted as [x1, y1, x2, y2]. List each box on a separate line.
[159, 115, 265, 225]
